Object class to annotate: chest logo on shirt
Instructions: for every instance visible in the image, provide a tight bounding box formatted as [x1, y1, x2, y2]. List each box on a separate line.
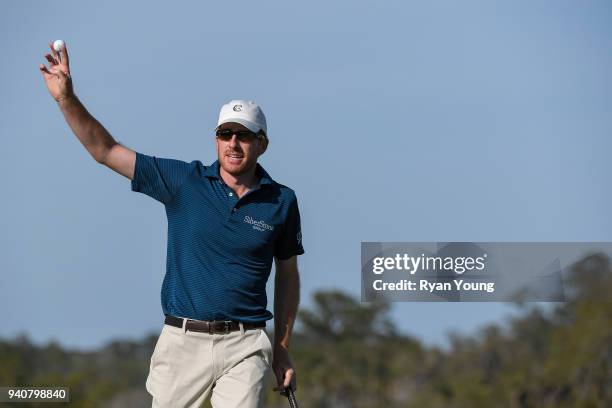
[244, 215, 274, 232]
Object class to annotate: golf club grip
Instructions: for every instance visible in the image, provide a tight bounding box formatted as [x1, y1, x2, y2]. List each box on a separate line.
[285, 387, 299, 408]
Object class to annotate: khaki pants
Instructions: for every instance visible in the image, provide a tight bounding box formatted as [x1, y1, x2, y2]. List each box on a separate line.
[146, 320, 273, 408]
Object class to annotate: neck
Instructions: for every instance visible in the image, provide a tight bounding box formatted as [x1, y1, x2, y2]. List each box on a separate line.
[219, 164, 259, 198]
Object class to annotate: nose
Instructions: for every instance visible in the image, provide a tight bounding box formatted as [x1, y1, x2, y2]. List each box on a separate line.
[228, 134, 239, 148]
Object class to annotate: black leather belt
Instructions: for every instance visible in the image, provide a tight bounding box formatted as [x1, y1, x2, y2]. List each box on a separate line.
[164, 314, 266, 334]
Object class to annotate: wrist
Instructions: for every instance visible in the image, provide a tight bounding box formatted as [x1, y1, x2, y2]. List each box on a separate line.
[56, 93, 76, 105]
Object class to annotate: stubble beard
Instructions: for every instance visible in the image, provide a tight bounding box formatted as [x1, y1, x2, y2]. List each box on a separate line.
[219, 153, 257, 177]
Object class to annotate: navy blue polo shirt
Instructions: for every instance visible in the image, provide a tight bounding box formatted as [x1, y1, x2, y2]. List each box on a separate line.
[131, 152, 304, 323]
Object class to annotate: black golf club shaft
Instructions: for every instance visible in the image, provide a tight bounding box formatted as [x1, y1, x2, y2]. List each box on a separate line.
[285, 387, 299, 408]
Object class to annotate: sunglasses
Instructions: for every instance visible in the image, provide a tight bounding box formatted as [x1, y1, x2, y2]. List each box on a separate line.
[215, 128, 259, 142]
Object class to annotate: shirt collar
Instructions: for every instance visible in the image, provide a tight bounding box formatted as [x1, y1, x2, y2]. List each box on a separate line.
[203, 160, 275, 186]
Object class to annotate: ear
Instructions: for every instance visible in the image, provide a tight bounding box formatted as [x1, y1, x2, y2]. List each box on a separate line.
[258, 137, 268, 155]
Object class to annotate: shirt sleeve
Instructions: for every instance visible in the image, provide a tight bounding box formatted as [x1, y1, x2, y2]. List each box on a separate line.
[131, 152, 194, 204]
[274, 193, 305, 260]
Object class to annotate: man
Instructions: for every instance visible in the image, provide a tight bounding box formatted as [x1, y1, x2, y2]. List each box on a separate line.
[39, 41, 303, 407]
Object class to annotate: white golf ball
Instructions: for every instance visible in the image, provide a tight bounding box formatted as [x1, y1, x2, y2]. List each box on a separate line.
[53, 40, 65, 52]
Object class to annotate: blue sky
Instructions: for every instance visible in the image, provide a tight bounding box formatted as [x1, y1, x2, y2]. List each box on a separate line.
[2, 0, 611, 350]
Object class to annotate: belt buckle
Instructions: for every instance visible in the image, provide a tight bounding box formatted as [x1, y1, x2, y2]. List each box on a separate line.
[223, 321, 231, 334]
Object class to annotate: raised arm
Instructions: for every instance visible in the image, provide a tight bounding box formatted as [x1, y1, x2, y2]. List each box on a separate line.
[39, 41, 135, 180]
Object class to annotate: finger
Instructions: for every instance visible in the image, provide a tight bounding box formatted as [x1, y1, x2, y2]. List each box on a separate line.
[273, 372, 286, 392]
[47, 63, 70, 80]
[283, 369, 295, 388]
[39, 63, 52, 75]
[273, 371, 295, 393]
[45, 54, 58, 66]
[48, 41, 61, 63]
[59, 41, 69, 67]
[45, 48, 59, 65]
[40, 63, 59, 77]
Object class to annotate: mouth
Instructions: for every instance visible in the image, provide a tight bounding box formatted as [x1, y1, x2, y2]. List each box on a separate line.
[226, 153, 244, 165]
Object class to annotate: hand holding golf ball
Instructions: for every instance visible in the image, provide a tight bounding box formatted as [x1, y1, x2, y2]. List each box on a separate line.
[39, 40, 73, 102]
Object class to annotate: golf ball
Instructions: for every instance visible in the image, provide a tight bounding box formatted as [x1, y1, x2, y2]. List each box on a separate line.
[53, 40, 64, 52]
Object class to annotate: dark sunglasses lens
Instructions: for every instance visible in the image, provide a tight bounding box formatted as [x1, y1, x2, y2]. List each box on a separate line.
[216, 129, 256, 142]
[216, 129, 233, 140]
[236, 131, 256, 141]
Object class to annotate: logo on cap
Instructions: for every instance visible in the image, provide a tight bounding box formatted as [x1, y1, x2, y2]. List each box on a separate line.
[233, 105, 243, 112]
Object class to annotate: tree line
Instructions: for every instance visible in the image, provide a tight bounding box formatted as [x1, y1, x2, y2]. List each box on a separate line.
[1, 253, 610, 407]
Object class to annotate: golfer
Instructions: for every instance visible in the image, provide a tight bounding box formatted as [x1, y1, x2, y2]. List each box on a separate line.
[39, 41, 303, 407]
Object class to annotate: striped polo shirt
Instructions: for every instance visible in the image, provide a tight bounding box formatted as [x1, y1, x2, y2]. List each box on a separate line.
[131, 152, 304, 324]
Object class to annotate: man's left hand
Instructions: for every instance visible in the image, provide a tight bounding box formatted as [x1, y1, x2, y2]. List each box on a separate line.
[272, 345, 296, 393]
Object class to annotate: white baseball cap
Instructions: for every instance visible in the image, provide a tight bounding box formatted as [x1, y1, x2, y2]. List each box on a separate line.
[216, 99, 268, 136]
